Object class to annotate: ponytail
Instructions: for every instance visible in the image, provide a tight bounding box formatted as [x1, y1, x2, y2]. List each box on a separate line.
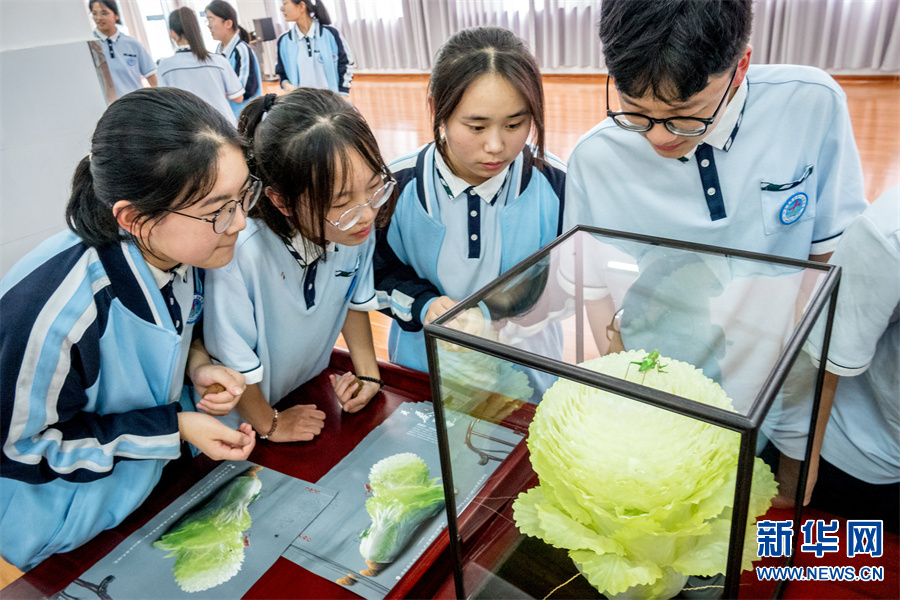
[66, 156, 120, 246]
[309, 0, 332, 26]
[66, 88, 243, 249]
[237, 25, 250, 44]
[289, 0, 332, 26]
[239, 94, 294, 240]
[170, 6, 210, 61]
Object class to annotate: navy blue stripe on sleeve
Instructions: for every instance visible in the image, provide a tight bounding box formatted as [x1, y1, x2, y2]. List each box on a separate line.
[243, 42, 260, 97]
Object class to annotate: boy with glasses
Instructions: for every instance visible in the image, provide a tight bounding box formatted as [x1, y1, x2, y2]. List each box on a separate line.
[564, 0, 870, 514]
[566, 0, 866, 260]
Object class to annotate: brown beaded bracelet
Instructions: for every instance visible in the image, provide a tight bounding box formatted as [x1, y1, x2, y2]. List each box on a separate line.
[357, 375, 384, 388]
[259, 408, 278, 440]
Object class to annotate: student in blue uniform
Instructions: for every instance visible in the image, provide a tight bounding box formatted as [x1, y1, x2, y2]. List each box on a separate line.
[202, 89, 396, 443]
[565, 0, 868, 513]
[0, 88, 257, 571]
[374, 26, 566, 376]
[566, 0, 867, 259]
[806, 185, 899, 533]
[205, 0, 262, 121]
[90, 0, 157, 98]
[276, 0, 354, 98]
[158, 7, 244, 125]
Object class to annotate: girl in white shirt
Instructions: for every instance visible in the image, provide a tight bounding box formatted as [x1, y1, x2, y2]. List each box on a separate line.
[157, 6, 244, 125]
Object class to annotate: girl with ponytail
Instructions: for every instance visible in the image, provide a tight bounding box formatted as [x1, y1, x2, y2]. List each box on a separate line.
[201, 88, 396, 443]
[157, 6, 245, 125]
[276, 0, 355, 97]
[205, 0, 263, 121]
[0, 88, 257, 571]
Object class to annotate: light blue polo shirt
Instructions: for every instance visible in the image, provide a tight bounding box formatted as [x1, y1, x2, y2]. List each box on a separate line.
[93, 28, 156, 98]
[291, 21, 330, 90]
[565, 64, 869, 459]
[146, 263, 197, 403]
[565, 64, 868, 258]
[203, 218, 378, 428]
[157, 47, 244, 125]
[431, 151, 511, 311]
[807, 186, 900, 484]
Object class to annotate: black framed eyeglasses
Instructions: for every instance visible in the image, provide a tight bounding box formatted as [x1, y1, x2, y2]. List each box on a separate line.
[606, 66, 738, 137]
[325, 171, 396, 231]
[167, 175, 262, 233]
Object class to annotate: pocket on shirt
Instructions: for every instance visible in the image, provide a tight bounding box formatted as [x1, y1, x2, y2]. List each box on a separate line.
[759, 164, 816, 235]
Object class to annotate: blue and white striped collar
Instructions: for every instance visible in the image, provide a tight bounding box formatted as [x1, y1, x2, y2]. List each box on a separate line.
[287, 232, 335, 266]
[93, 28, 121, 43]
[146, 262, 189, 290]
[434, 149, 511, 204]
[680, 76, 748, 160]
[220, 31, 241, 57]
[290, 19, 320, 41]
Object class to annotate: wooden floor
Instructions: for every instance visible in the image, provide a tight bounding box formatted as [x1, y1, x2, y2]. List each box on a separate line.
[2, 74, 897, 591]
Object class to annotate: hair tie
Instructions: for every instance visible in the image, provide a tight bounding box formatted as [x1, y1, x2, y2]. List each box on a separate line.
[261, 93, 277, 121]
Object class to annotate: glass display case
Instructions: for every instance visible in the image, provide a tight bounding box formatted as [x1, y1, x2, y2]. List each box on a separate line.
[424, 226, 840, 599]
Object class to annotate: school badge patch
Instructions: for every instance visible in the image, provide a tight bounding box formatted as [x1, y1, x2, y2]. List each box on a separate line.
[780, 192, 808, 224]
[187, 293, 203, 324]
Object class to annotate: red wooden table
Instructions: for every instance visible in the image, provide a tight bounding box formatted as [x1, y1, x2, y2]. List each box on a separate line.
[5, 350, 451, 600]
[6, 350, 898, 599]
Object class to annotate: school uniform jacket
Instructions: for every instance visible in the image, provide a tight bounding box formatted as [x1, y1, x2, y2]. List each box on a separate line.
[218, 33, 262, 120]
[275, 20, 354, 95]
[374, 143, 566, 372]
[0, 231, 194, 570]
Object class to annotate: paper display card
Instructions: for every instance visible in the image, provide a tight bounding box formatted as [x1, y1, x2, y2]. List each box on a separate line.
[53, 461, 336, 599]
[283, 401, 524, 600]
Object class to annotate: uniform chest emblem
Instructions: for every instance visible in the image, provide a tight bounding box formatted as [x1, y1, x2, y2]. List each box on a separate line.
[187, 293, 203, 324]
[780, 193, 808, 224]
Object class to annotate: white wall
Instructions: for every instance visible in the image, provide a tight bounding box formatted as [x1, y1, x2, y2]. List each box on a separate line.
[1, 1, 107, 276]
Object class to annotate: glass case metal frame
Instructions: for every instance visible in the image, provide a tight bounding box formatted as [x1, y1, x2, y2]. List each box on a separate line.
[425, 225, 841, 599]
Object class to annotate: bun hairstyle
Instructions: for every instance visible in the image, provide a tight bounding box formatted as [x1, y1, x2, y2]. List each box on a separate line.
[205, 0, 250, 44]
[90, 0, 122, 24]
[429, 26, 546, 167]
[287, 0, 332, 26]
[66, 87, 243, 248]
[169, 6, 211, 61]
[239, 88, 396, 253]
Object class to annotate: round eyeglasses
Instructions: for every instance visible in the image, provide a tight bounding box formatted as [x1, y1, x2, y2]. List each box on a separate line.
[606, 66, 737, 137]
[326, 174, 396, 231]
[168, 175, 262, 233]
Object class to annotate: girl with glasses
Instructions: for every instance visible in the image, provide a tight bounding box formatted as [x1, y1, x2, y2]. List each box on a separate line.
[374, 26, 567, 380]
[201, 89, 396, 443]
[0, 88, 256, 571]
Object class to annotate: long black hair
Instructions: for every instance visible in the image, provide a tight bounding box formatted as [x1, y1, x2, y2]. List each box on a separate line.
[205, 0, 250, 44]
[286, 0, 332, 26]
[429, 26, 546, 167]
[239, 89, 395, 254]
[169, 6, 210, 61]
[66, 87, 243, 248]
